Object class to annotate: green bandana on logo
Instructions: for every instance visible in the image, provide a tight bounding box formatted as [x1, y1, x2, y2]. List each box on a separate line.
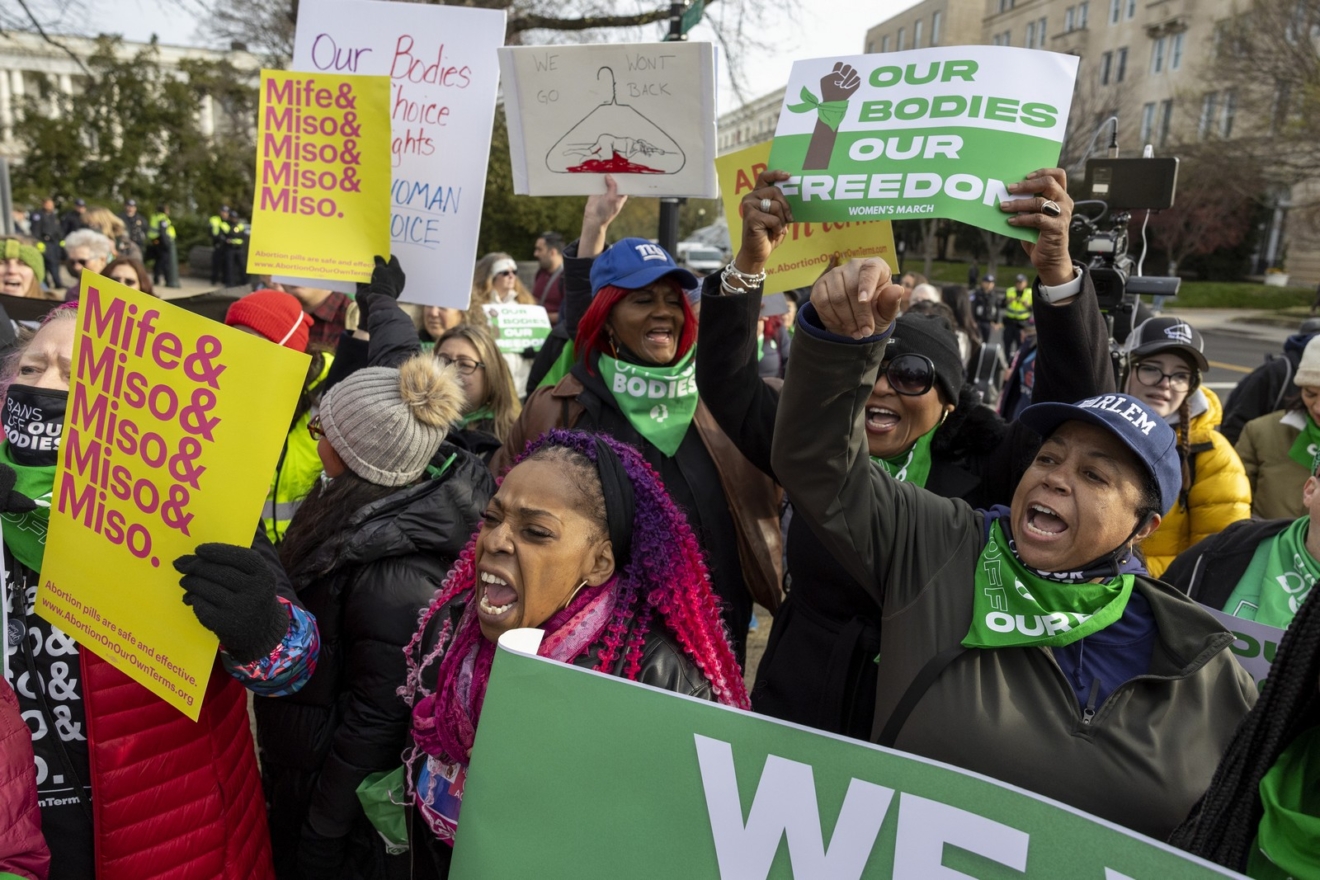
[1255, 516, 1317, 628]
[1248, 725, 1320, 880]
[0, 441, 53, 573]
[870, 427, 935, 488]
[787, 87, 850, 131]
[1287, 413, 1320, 471]
[963, 520, 1136, 649]
[598, 349, 699, 457]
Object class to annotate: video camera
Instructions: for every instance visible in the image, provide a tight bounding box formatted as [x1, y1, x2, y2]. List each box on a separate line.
[1071, 157, 1180, 338]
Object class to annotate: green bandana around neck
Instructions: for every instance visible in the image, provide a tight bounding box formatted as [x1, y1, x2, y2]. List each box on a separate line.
[460, 406, 495, 428]
[1248, 725, 1320, 880]
[787, 87, 850, 131]
[963, 520, 1136, 649]
[0, 442, 54, 573]
[870, 426, 935, 488]
[1287, 413, 1320, 471]
[1254, 516, 1318, 628]
[597, 348, 698, 457]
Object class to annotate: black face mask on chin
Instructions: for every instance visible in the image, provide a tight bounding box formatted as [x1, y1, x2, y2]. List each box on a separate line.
[3, 384, 67, 467]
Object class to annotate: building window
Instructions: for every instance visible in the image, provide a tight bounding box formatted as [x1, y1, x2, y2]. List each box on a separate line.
[898, 26, 906, 50]
[1151, 36, 1166, 73]
[1140, 102, 1156, 143]
[1126, 0, 1136, 17]
[867, 40, 874, 53]
[1157, 99, 1174, 146]
[1171, 31, 1185, 68]
[1116, 46, 1128, 80]
[1079, 1, 1089, 28]
[915, 18, 924, 47]
[932, 11, 943, 45]
[1221, 89, 1236, 136]
[1036, 17, 1047, 45]
[1065, 7, 1075, 31]
[1198, 92, 1219, 139]
[882, 34, 890, 52]
[1100, 50, 1113, 84]
[1110, 0, 1121, 23]
[1027, 21, 1036, 46]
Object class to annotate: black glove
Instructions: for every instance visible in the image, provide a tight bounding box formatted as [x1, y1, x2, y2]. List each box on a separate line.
[355, 254, 405, 329]
[174, 543, 287, 663]
[296, 829, 347, 880]
[0, 464, 35, 515]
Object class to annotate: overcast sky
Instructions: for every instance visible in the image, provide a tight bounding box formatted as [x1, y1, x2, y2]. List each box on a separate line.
[84, 0, 918, 115]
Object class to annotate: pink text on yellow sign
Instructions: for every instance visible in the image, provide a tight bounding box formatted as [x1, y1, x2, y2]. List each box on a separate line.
[715, 141, 897, 294]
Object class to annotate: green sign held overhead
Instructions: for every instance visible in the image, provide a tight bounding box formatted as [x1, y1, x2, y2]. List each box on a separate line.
[768, 46, 1080, 241]
[450, 629, 1239, 879]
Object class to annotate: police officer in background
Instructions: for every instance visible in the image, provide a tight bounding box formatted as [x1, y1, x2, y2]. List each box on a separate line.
[148, 203, 180, 289]
[29, 197, 63, 290]
[121, 199, 148, 253]
[1002, 272, 1034, 360]
[224, 214, 250, 287]
[970, 272, 1001, 344]
[208, 206, 231, 285]
[61, 198, 88, 237]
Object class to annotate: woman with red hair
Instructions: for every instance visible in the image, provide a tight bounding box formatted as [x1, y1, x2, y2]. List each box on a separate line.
[493, 182, 782, 662]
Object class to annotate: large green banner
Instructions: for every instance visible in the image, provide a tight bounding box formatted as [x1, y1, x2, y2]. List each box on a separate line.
[767, 47, 1079, 240]
[450, 630, 1240, 879]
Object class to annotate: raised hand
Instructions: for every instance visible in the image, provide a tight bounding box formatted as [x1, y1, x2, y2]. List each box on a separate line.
[734, 169, 795, 274]
[809, 258, 904, 340]
[999, 168, 1075, 287]
[820, 62, 861, 103]
[581, 174, 629, 258]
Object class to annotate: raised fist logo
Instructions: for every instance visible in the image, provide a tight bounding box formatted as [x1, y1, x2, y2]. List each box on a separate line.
[650, 404, 670, 423]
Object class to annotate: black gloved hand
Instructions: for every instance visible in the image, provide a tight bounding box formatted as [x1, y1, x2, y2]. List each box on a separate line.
[296, 829, 347, 880]
[355, 254, 406, 329]
[0, 464, 35, 515]
[174, 543, 287, 663]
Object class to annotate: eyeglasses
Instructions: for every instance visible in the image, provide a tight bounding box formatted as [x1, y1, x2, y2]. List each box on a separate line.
[437, 354, 485, 376]
[495, 270, 516, 278]
[1133, 362, 1193, 392]
[308, 415, 325, 441]
[880, 353, 936, 396]
[68, 258, 88, 267]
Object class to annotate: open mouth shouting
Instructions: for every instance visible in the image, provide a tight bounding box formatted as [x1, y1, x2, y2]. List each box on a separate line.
[865, 404, 900, 435]
[640, 324, 676, 358]
[1023, 502, 1070, 541]
[477, 569, 519, 625]
[2, 272, 27, 295]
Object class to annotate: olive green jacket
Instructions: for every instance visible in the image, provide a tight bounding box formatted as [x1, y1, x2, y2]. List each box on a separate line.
[771, 322, 1257, 841]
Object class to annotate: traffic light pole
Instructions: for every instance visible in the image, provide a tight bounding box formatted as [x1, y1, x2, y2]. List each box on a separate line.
[657, 1, 687, 259]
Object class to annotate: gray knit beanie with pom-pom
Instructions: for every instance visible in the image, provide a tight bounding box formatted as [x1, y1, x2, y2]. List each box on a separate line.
[319, 355, 463, 486]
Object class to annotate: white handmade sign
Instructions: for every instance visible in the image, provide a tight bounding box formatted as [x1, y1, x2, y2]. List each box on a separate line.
[292, 0, 506, 307]
[498, 42, 719, 198]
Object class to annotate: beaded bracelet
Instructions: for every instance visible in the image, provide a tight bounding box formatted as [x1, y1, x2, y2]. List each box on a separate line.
[719, 262, 767, 295]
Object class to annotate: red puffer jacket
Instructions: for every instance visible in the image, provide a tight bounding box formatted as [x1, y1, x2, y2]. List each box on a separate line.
[83, 652, 274, 880]
[0, 678, 49, 879]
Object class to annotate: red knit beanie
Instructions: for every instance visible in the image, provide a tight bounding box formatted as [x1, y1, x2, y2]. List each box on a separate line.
[225, 290, 312, 352]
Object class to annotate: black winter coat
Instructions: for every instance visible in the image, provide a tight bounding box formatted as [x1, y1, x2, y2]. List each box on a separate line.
[1220, 332, 1313, 445]
[695, 267, 1114, 739]
[254, 447, 494, 880]
[1162, 516, 1292, 611]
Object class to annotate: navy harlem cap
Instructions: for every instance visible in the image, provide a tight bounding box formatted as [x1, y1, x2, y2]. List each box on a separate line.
[1019, 393, 1181, 515]
[590, 237, 699, 295]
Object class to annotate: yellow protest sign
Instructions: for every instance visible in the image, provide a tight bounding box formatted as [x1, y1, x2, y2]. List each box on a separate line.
[38, 276, 309, 719]
[249, 69, 391, 283]
[715, 141, 897, 293]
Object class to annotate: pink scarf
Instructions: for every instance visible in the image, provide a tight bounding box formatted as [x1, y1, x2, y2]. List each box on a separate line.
[412, 580, 617, 764]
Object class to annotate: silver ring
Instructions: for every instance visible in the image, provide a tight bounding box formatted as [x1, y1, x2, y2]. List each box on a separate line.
[1041, 199, 1062, 217]
[760, 198, 773, 213]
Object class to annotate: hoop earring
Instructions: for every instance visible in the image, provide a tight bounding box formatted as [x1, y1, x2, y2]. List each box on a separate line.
[559, 579, 588, 611]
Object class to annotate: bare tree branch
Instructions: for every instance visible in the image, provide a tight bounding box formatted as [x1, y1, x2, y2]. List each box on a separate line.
[12, 0, 93, 77]
[508, 7, 669, 33]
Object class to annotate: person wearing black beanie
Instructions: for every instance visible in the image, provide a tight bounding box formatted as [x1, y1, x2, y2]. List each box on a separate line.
[696, 166, 1119, 742]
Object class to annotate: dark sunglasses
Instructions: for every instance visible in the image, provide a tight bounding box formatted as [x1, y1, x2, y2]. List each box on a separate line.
[881, 353, 937, 396]
[495, 270, 516, 278]
[308, 415, 325, 441]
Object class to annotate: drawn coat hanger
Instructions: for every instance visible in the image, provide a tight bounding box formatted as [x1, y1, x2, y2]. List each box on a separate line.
[546, 66, 687, 175]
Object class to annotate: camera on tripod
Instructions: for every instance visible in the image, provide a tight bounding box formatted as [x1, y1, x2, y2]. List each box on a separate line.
[1073, 157, 1181, 322]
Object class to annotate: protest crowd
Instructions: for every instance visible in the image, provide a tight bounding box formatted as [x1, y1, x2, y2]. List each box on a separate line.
[0, 25, 1315, 880]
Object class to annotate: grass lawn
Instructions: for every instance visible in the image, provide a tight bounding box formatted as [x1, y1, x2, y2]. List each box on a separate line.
[909, 261, 1312, 309]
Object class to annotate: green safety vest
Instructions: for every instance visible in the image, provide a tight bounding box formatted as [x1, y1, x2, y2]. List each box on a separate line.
[148, 213, 176, 242]
[262, 356, 333, 545]
[1004, 286, 1033, 321]
[226, 222, 248, 247]
[209, 215, 231, 237]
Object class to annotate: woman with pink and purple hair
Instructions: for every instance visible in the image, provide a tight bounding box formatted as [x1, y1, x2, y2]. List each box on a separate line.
[401, 429, 748, 877]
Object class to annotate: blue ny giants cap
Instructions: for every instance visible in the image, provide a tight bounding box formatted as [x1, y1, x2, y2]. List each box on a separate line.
[1019, 393, 1181, 515]
[589, 237, 699, 295]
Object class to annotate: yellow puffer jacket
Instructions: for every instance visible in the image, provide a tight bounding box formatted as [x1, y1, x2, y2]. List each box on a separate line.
[1142, 387, 1252, 578]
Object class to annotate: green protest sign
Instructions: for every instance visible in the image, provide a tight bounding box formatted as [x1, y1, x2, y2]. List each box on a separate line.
[450, 630, 1239, 879]
[481, 303, 552, 355]
[767, 47, 1079, 241]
